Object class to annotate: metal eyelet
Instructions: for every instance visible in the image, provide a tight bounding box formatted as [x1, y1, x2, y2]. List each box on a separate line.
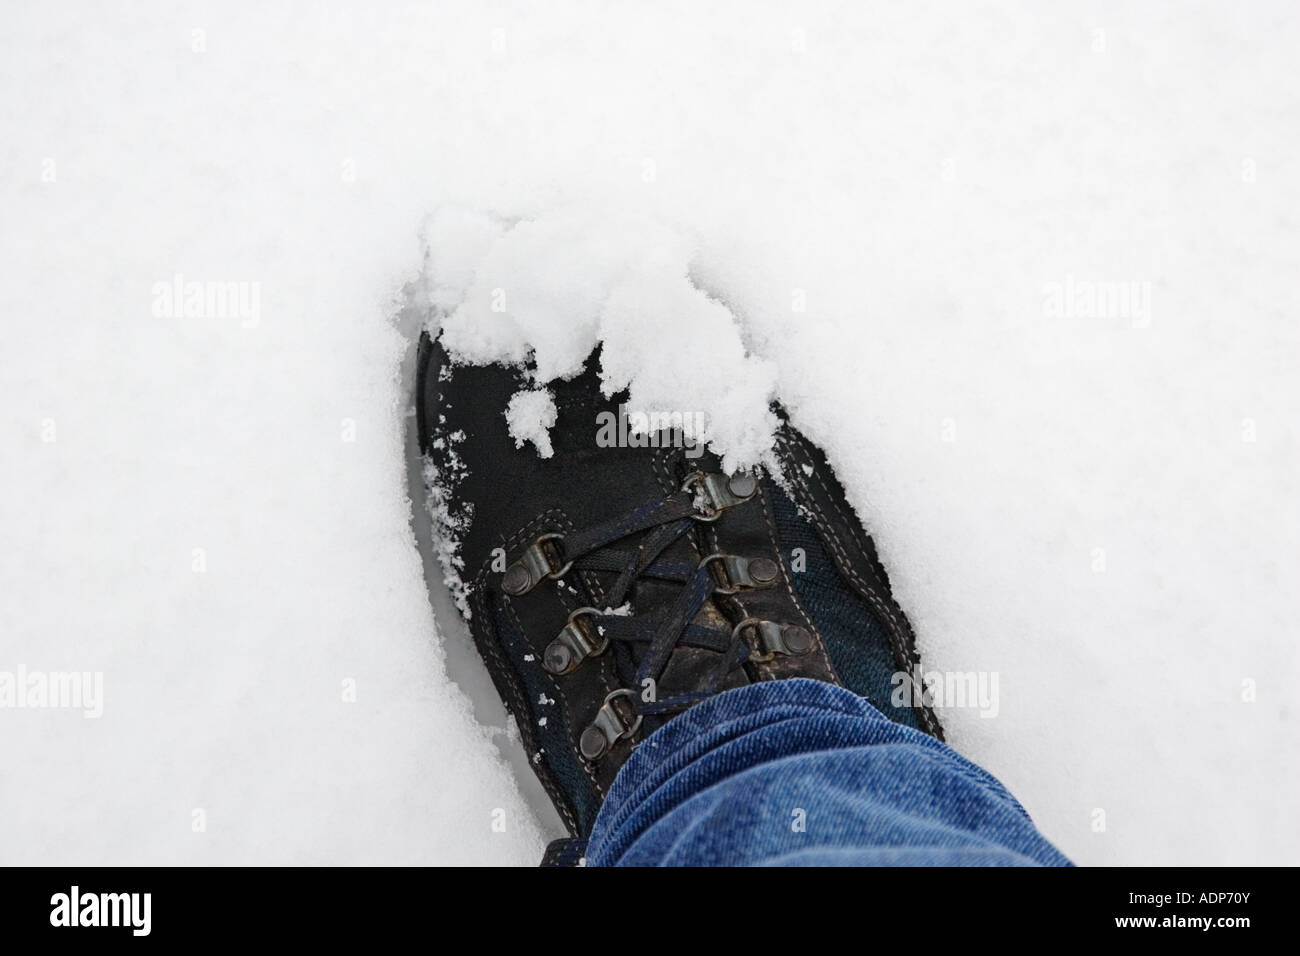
[578, 688, 643, 761]
[682, 471, 758, 522]
[543, 607, 611, 675]
[732, 617, 814, 662]
[699, 552, 781, 594]
[501, 532, 574, 596]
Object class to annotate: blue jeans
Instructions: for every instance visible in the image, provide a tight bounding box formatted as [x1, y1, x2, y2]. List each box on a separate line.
[586, 678, 1072, 866]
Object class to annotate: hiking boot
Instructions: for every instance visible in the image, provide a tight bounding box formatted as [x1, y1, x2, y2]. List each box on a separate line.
[415, 331, 942, 838]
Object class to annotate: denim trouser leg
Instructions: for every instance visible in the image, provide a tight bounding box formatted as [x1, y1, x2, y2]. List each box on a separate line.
[586, 678, 1072, 866]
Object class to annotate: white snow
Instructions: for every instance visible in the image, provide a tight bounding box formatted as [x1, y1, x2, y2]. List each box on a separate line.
[432, 206, 780, 472]
[2, 0, 1296, 866]
[421, 448, 476, 619]
[504, 387, 558, 459]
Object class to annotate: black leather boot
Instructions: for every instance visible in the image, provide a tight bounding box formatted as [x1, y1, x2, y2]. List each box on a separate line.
[416, 332, 942, 838]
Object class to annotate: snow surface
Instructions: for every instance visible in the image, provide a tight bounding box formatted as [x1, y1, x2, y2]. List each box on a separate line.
[3, 1, 1297, 865]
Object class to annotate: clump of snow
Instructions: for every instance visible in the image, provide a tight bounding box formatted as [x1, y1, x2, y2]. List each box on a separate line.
[429, 206, 779, 473]
[504, 387, 558, 458]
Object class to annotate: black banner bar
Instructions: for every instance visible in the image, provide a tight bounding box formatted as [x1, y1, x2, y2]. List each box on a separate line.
[1, 866, 1282, 942]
